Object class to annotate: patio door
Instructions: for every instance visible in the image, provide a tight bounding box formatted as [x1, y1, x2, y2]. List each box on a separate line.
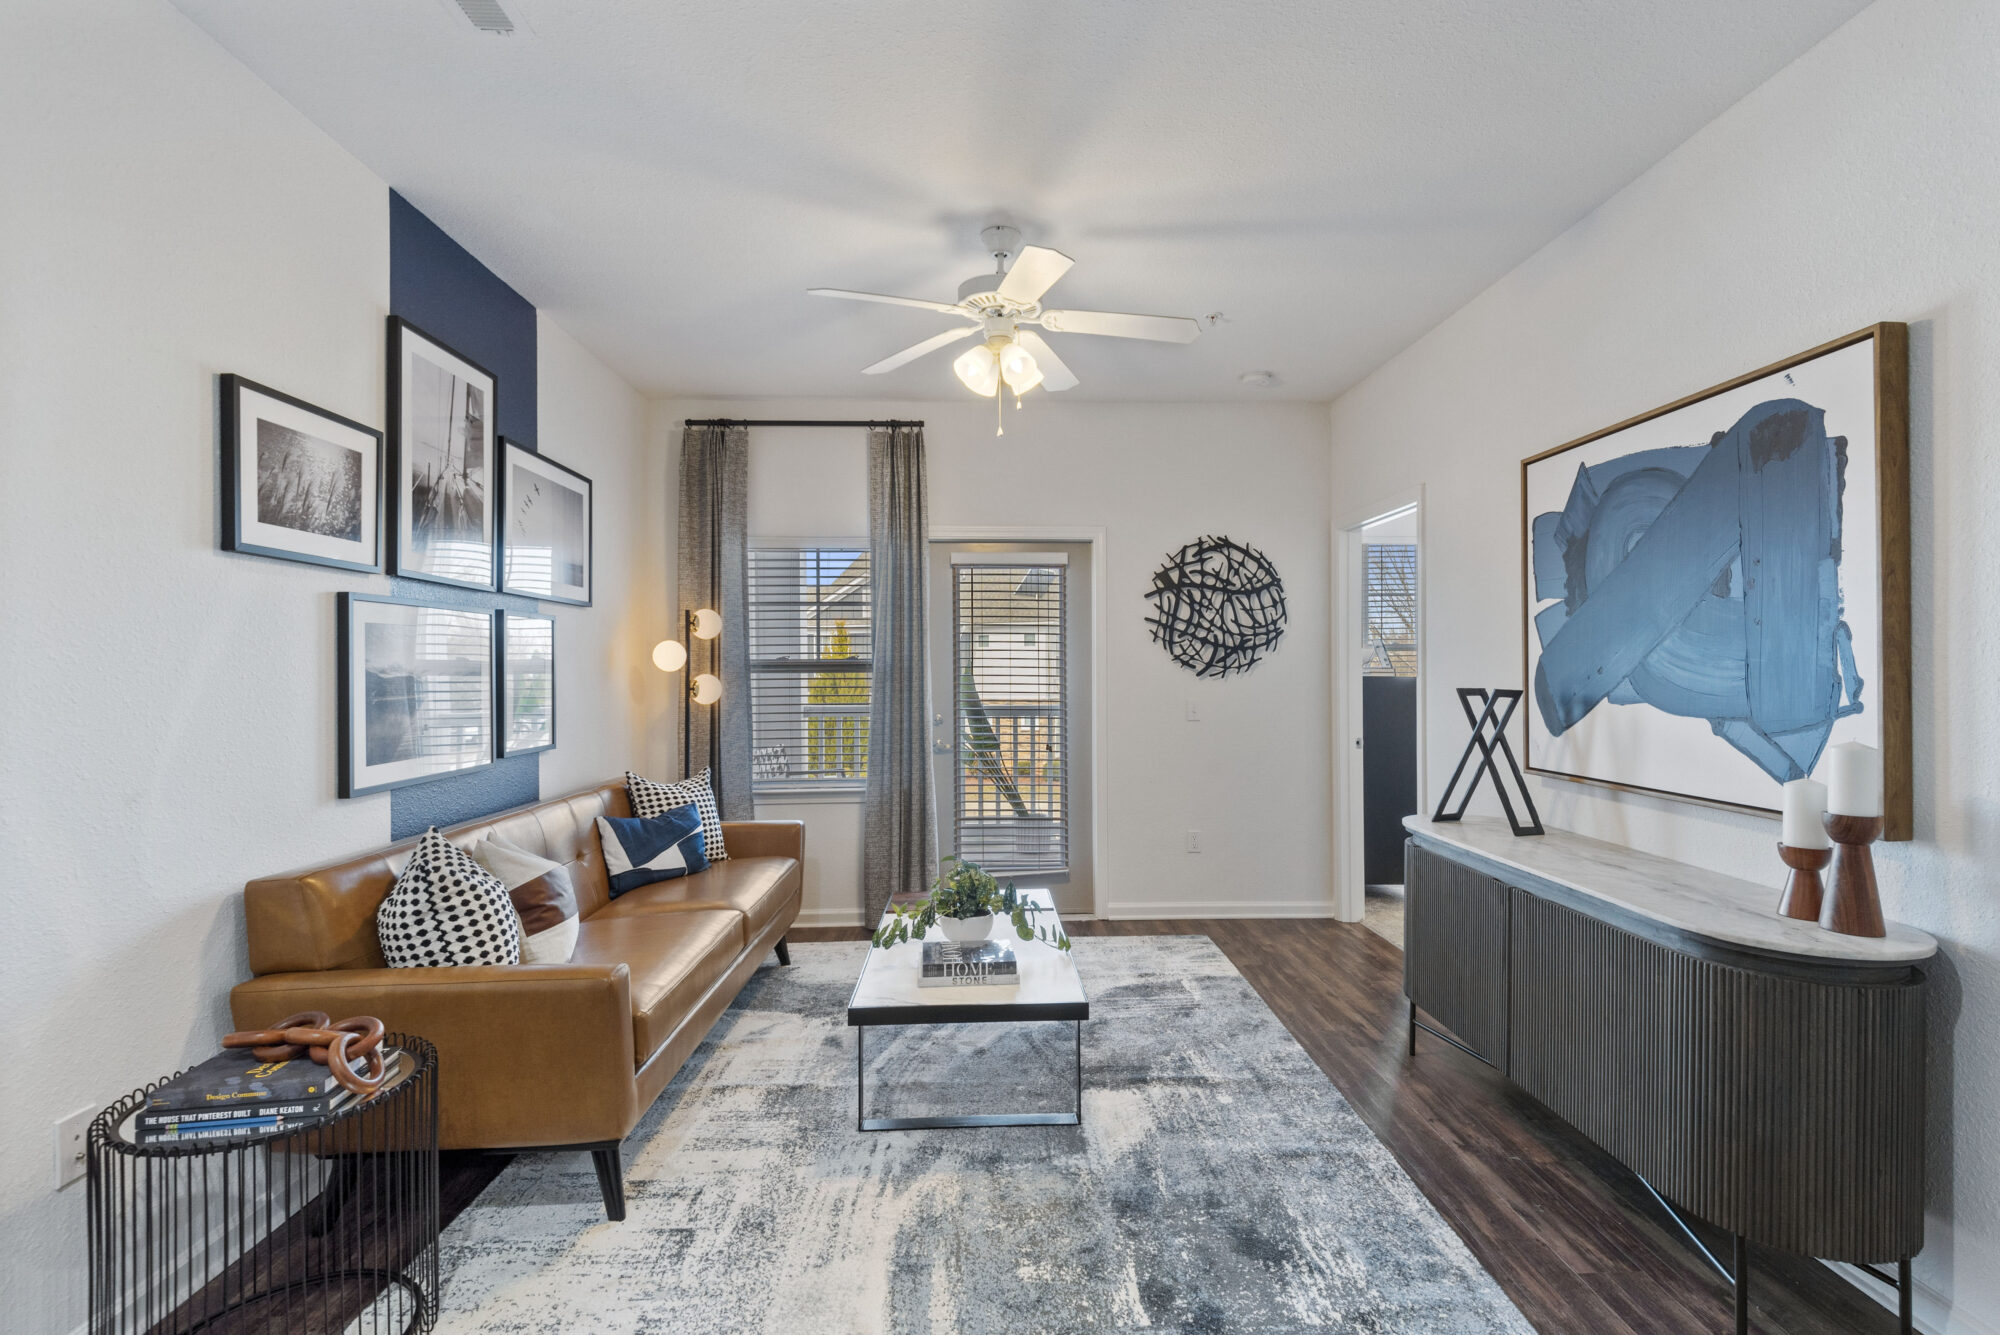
[928, 541, 1093, 914]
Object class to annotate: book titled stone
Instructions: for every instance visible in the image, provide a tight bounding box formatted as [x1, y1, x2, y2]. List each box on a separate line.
[919, 940, 1019, 988]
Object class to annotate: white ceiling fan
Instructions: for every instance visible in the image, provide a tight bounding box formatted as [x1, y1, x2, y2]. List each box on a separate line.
[808, 225, 1201, 425]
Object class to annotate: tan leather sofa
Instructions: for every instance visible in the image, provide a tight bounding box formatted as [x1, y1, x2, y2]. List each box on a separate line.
[231, 779, 801, 1218]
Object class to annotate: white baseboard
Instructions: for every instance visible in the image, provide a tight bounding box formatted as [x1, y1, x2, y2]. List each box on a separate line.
[1100, 900, 1339, 921]
[793, 907, 866, 929]
[1826, 1261, 1999, 1335]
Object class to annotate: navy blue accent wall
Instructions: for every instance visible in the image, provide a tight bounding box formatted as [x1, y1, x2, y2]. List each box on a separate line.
[387, 190, 542, 839]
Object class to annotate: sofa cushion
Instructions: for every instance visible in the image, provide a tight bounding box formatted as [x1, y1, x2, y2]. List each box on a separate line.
[627, 769, 727, 861]
[376, 829, 523, 968]
[567, 910, 745, 1064]
[597, 807, 709, 897]
[590, 856, 800, 936]
[469, 834, 581, 965]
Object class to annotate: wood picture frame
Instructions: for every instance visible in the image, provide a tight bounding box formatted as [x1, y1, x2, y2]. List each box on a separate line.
[497, 610, 556, 757]
[338, 591, 495, 797]
[499, 439, 593, 605]
[220, 374, 382, 573]
[1520, 323, 1910, 840]
[387, 316, 498, 591]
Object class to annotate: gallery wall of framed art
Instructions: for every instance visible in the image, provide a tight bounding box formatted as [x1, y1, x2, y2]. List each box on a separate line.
[1521, 322, 1911, 839]
[221, 374, 382, 573]
[500, 439, 593, 605]
[388, 315, 499, 592]
[498, 610, 557, 757]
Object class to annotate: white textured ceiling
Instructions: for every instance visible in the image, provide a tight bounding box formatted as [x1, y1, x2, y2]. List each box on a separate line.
[172, 0, 1869, 401]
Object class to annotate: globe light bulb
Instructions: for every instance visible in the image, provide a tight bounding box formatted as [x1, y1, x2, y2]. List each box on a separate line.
[689, 608, 723, 640]
[953, 343, 999, 397]
[999, 341, 1042, 394]
[651, 639, 687, 673]
[690, 673, 723, 705]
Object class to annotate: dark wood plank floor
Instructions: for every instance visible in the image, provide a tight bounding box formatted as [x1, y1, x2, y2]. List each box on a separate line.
[790, 916, 1898, 1335]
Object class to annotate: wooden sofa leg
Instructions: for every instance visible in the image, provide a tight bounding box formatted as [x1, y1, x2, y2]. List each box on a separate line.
[589, 1142, 626, 1221]
[774, 935, 791, 966]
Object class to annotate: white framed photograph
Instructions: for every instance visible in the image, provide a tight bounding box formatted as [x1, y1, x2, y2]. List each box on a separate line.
[339, 592, 495, 797]
[221, 375, 381, 572]
[500, 439, 593, 604]
[389, 316, 497, 590]
[498, 610, 556, 757]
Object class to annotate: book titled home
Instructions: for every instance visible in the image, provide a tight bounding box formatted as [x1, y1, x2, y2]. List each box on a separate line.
[919, 940, 1020, 988]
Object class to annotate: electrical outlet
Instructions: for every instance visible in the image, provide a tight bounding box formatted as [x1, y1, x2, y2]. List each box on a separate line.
[1186, 830, 1202, 853]
[54, 1107, 93, 1190]
[1185, 699, 1200, 722]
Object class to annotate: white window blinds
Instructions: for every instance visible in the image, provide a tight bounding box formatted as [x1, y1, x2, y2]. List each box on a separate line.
[952, 561, 1068, 875]
[748, 547, 871, 787]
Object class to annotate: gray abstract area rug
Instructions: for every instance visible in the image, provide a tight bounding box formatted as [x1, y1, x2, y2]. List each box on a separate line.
[431, 937, 1532, 1334]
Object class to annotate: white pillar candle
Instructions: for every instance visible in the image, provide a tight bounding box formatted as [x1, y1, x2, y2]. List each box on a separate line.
[1780, 778, 1832, 848]
[1823, 742, 1883, 818]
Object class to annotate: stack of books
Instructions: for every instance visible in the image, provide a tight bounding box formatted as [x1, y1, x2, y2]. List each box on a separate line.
[136, 1047, 389, 1144]
[918, 939, 1020, 989]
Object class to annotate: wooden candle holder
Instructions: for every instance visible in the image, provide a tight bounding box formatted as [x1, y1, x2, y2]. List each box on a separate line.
[1820, 813, 1886, 938]
[1775, 842, 1831, 922]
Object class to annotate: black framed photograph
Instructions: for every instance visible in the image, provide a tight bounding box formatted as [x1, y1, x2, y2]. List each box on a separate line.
[500, 439, 593, 605]
[221, 375, 381, 572]
[338, 592, 494, 797]
[388, 316, 497, 590]
[498, 611, 556, 757]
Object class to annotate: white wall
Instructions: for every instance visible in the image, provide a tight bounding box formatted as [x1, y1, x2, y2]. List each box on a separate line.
[662, 398, 1332, 925]
[0, 5, 666, 1330]
[1324, 0, 1999, 1326]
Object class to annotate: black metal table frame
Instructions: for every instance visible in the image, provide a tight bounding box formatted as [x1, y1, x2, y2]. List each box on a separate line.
[852, 1016, 1085, 1132]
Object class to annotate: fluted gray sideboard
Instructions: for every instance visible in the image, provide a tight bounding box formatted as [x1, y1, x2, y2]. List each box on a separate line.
[1403, 816, 1936, 1335]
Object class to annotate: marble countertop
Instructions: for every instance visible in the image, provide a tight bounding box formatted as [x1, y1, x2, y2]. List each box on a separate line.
[1404, 816, 1938, 963]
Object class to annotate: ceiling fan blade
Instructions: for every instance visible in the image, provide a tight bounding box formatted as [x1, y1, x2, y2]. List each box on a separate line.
[1037, 309, 1202, 343]
[862, 326, 979, 375]
[807, 287, 967, 316]
[1014, 329, 1079, 392]
[995, 246, 1074, 306]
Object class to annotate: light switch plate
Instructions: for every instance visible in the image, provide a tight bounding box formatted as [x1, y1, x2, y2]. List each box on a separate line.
[1185, 700, 1200, 722]
[54, 1107, 94, 1190]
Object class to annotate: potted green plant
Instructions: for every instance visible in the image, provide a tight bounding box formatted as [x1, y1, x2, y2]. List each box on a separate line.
[871, 857, 1072, 951]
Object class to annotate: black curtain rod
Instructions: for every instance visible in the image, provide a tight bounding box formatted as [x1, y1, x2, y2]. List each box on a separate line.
[681, 418, 924, 428]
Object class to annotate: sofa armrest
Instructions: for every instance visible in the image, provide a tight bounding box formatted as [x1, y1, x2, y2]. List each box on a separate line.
[231, 963, 638, 1149]
[721, 819, 804, 864]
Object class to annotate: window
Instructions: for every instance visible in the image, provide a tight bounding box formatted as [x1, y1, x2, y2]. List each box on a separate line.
[1363, 543, 1418, 677]
[952, 561, 1068, 874]
[748, 546, 871, 788]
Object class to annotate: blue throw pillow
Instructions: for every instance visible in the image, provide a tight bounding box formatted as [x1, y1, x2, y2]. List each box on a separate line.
[596, 804, 709, 898]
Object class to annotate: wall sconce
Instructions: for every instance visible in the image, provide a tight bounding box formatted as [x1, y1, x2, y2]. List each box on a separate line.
[653, 607, 722, 779]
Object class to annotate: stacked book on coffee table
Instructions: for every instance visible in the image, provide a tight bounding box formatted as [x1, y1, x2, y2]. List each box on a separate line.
[136, 1048, 389, 1144]
[918, 940, 1020, 989]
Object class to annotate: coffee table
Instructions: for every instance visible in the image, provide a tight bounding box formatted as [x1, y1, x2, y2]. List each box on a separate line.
[846, 887, 1089, 1131]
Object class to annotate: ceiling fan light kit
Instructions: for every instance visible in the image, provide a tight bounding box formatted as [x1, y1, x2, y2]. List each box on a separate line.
[809, 223, 1203, 430]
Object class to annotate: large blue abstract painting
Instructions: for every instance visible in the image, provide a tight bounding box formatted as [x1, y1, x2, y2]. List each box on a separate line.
[1522, 332, 1905, 821]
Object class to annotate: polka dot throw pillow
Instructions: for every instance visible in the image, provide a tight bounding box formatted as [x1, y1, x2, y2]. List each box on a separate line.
[626, 769, 727, 861]
[376, 827, 523, 968]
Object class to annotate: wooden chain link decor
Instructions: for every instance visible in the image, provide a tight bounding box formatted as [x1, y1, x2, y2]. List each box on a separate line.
[222, 1011, 389, 1097]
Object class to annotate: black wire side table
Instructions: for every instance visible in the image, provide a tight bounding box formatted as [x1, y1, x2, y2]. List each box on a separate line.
[88, 1035, 438, 1335]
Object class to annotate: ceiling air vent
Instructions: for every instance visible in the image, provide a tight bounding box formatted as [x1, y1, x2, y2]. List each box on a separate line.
[452, 0, 516, 34]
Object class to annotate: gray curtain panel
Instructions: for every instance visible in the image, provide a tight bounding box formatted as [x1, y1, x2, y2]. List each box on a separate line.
[862, 424, 939, 924]
[677, 423, 753, 819]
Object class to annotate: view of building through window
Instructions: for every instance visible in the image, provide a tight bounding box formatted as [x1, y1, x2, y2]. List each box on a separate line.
[1363, 543, 1418, 677]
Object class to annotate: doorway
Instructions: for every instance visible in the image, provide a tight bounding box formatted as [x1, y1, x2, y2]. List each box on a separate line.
[928, 540, 1095, 915]
[1334, 494, 1423, 934]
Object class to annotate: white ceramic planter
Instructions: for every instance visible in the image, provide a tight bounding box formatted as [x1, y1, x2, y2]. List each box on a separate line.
[939, 913, 997, 943]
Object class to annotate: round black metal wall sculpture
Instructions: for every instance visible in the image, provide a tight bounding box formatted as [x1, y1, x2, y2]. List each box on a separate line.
[1145, 535, 1288, 678]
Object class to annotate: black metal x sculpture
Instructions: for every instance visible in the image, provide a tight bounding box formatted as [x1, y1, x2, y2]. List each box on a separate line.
[1433, 688, 1544, 837]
